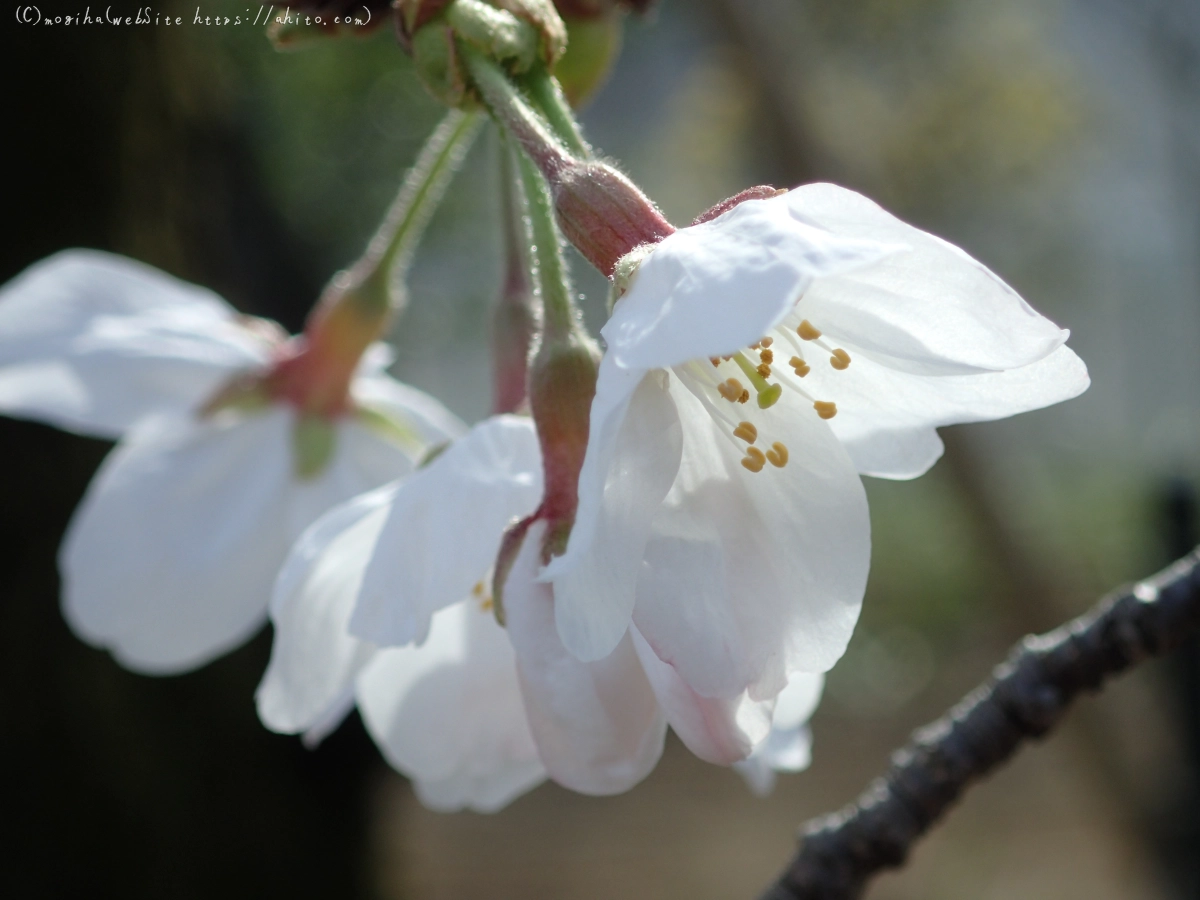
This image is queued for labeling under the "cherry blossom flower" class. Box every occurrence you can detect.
[256,415,548,811]
[542,183,1090,707]
[259,414,827,807]
[0,250,462,673]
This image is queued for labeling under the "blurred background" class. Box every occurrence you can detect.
[2,0,1199,897]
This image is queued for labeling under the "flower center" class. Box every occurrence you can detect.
[695,318,853,474]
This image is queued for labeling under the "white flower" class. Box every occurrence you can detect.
[259,414,826,808]
[542,183,1090,705]
[256,415,548,812]
[0,250,463,673]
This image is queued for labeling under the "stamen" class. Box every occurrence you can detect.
[830,348,851,370]
[756,363,772,378]
[798,319,822,341]
[759,348,774,364]
[789,355,811,377]
[471,581,485,597]
[741,446,766,472]
[813,401,838,419]
[739,389,750,404]
[759,337,774,348]
[765,441,789,468]
[710,357,721,367]
[732,421,758,443]
[717,378,746,402]
[732,352,783,409]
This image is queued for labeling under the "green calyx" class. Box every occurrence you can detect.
[293,414,338,480]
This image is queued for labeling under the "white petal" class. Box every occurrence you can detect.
[733,725,814,795]
[0,250,271,438]
[351,371,468,446]
[257,484,398,734]
[505,523,666,795]
[61,407,408,674]
[731,672,823,794]
[631,371,870,699]
[631,627,771,766]
[812,344,1090,479]
[602,195,893,372]
[789,184,1069,374]
[350,415,543,647]
[356,601,545,813]
[773,671,825,731]
[543,363,683,663]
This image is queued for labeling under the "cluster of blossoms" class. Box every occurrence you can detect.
[0,0,1088,811]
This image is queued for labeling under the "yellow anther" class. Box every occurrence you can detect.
[717,378,745,402]
[765,441,789,468]
[480,597,495,612]
[741,446,766,472]
[471,581,485,597]
[789,355,810,377]
[759,348,774,364]
[760,337,774,348]
[739,389,750,404]
[710,357,722,367]
[756,363,772,378]
[798,319,822,341]
[814,401,838,419]
[749,341,761,350]
[830,348,851,370]
[732,421,758,443]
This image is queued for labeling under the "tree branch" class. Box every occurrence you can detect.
[761,547,1200,900]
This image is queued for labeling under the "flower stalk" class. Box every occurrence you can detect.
[491,139,539,415]
[461,43,673,275]
[268,109,483,421]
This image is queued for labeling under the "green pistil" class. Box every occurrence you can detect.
[732,352,783,409]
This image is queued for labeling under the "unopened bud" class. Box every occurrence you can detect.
[554,13,623,106]
[492,0,568,68]
[552,161,675,277]
[396,0,455,49]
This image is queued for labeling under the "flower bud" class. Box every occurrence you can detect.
[554,13,623,106]
[552,161,675,277]
[492,0,568,68]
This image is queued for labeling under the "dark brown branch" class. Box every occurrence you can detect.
[761,547,1200,900]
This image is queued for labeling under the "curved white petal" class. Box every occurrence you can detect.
[61,406,411,674]
[789,184,1069,374]
[603,196,892,372]
[351,371,468,446]
[631,371,870,699]
[631,627,771,766]
[732,672,823,794]
[543,364,683,663]
[357,601,545,813]
[810,344,1090,479]
[349,415,543,647]
[257,484,398,734]
[0,250,272,438]
[505,522,666,795]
